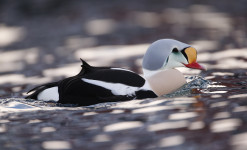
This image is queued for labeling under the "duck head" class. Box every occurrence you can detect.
[142,39,205,77]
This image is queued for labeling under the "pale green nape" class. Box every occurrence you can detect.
[162,50,188,69]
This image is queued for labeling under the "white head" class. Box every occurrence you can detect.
[142,39,205,77]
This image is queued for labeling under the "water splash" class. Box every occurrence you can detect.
[164,76,210,98]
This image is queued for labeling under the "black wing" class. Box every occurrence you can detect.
[83,69,145,87]
[57,68,157,106]
[57,75,130,106]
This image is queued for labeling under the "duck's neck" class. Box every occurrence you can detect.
[142,68,166,78]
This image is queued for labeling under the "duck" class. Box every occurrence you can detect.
[26,39,205,106]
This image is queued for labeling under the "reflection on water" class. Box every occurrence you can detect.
[104,121,143,132]
[210,119,242,133]
[148,120,188,132]
[188,121,205,130]
[231,132,247,150]
[41,127,56,133]
[93,134,111,142]
[159,135,185,148]
[42,141,72,150]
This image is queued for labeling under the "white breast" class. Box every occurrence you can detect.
[37,86,59,101]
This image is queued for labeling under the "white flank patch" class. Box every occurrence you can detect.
[37,87,59,101]
[82,78,151,96]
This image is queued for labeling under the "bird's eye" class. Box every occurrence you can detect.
[172,48,179,53]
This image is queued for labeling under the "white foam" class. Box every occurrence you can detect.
[0,101,40,112]
[37,87,59,101]
[6,101,36,109]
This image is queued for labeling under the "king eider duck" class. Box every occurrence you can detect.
[26,39,205,106]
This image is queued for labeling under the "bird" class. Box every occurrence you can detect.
[26,39,205,106]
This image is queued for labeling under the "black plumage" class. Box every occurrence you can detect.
[26,59,157,106]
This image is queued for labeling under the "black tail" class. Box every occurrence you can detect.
[76,58,93,76]
[80,58,91,68]
[77,58,111,76]
[25,81,59,99]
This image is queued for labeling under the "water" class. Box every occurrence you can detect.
[164,76,210,98]
[1,70,246,110]
[1,69,247,150]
